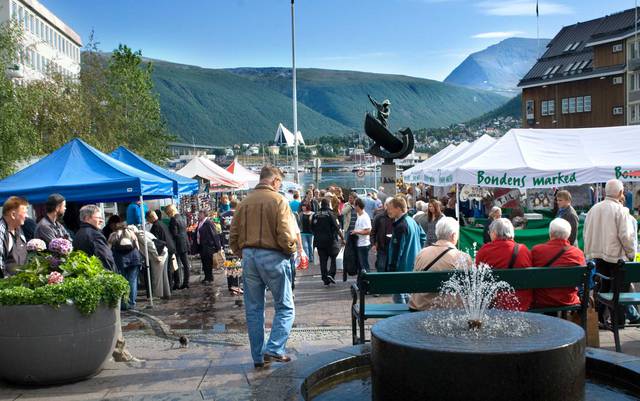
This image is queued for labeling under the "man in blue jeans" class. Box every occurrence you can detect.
[230,166,297,368]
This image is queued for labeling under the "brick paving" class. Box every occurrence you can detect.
[1,256,640,400]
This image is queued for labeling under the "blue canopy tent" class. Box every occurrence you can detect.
[0,138,175,306]
[110,146,198,197]
[0,138,174,203]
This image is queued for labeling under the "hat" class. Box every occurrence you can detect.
[382,99,391,106]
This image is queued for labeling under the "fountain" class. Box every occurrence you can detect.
[256,264,640,401]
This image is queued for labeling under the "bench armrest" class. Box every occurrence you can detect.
[351,282,359,306]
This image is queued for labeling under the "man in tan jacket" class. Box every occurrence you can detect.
[584,178,639,324]
[230,166,297,368]
[408,217,472,311]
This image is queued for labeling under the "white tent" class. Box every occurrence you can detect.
[454,127,640,189]
[176,156,244,190]
[403,143,461,183]
[424,134,497,186]
[275,123,305,147]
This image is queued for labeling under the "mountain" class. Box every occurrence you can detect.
[444,38,550,96]
[467,94,521,126]
[148,61,507,145]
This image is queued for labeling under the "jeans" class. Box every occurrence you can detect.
[121,264,140,309]
[375,249,387,272]
[356,245,371,273]
[317,247,337,284]
[242,248,295,364]
[301,233,314,262]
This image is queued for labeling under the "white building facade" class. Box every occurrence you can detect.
[0,0,81,82]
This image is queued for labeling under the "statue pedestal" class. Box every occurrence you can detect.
[381,162,397,196]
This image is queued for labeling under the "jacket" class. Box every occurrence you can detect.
[150,220,176,254]
[482,217,494,245]
[408,240,472,311]
[197,218,222,254]
[169,215,189,254]
[475,239,533,311]
[0,217,27,277]
[531,238,584,307]
[312,208,342,251]
[229,183,297,255]
[557,205,579,245]
[414,214,442,246]
[341,202,355,237]
[34,216,68,245]
[73,222,116,271]
[584,197,635,263]
[370,211,393,251]
[387,213,426,272]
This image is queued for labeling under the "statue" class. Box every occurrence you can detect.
[364,95,415,196]
[368,94,391,128]
[364,95,414,163]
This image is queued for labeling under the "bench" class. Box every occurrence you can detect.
[596,261,640,352]
[350,263,593,345]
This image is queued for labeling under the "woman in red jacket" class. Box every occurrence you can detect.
[531,218,584,307]
[476,217,533,311]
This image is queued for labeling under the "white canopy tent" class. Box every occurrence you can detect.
[403,142,462,183]
[176,156,244,190]
[454,127,640,189]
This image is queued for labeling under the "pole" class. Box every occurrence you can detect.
[140,196,153,307]
[455,184,460,222]
[291,0,300,184]
[536,0,540,58]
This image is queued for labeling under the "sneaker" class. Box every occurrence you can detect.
[328,276,336,284]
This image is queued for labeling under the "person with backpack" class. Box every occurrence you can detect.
[312,198,345,286]
[108,223,143,310]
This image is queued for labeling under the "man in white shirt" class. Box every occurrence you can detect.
[352,198,372,273]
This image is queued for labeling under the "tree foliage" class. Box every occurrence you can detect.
[0,25,173,178]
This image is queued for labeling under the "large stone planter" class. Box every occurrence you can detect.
[0,304,118,385]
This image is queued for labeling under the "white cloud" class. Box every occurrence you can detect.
[478,0,573,16]
[471,31,525,39]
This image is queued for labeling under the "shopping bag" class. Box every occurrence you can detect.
[212,250,226,269]
[336,247,344,271]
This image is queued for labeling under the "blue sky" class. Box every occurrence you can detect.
[41,0,638,81]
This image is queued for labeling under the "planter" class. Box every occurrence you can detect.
[0,303,118,385]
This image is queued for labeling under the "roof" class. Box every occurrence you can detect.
[0,138,174,203]
[110,146,198,196]
[275,123,305,147]
[176,157,244,189]
[519,7,639,88]
[22,0,82,46]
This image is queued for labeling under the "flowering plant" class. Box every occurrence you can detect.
[48,238,73,256]
[223,259,243,278]
[26,239,47,252]
[0,238,128,315]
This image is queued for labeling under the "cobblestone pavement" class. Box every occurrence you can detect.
[1,256,640,400]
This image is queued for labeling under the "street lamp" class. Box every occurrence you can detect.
[291,0,300,184]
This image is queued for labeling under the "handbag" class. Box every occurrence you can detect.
[212,249,226,269]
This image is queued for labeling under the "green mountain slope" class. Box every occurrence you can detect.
[467,94,521,126]
[227,67,507,132]
[151,62,350,145]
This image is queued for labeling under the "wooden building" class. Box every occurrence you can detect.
[519,8,640,128]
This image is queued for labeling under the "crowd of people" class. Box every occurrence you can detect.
[1,170,639,369]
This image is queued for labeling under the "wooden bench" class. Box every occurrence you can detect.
[596,261,640,352]
[351,263,593,345]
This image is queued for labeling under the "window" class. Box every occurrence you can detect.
[570,62,581,72]
[543,66,553,76]
[551,65,562,74]
[613,76,623,85]
[564,43,574,52]
[17,6,22,26]
[571,42,581,51]
[577,96,584,113]
[632,72,640,91]
[613,43,623,53]
[631,104,640,122]
[548,100,555,115]
[564,62,575,72]
[562,98,569,114]
[11,1,16,19]
[569,97,576,113]
[585,96,592,112]
[613,106,624,115]
[633,42,640,59]
[541,101,548,116]
[29,13,34,33]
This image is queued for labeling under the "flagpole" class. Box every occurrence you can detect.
[536,0,540,58]
[291,0,300,184]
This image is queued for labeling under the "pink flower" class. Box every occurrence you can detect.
[49,238,73,256]
[48,271,64,285]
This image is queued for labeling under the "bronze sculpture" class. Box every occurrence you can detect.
[364,94,414,163]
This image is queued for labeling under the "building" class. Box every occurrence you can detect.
[1,0,82,82]
[518,7,640,128]
[274,123,305,147]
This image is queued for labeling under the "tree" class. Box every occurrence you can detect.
[0,22,37,177]
[105,44,173,163]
